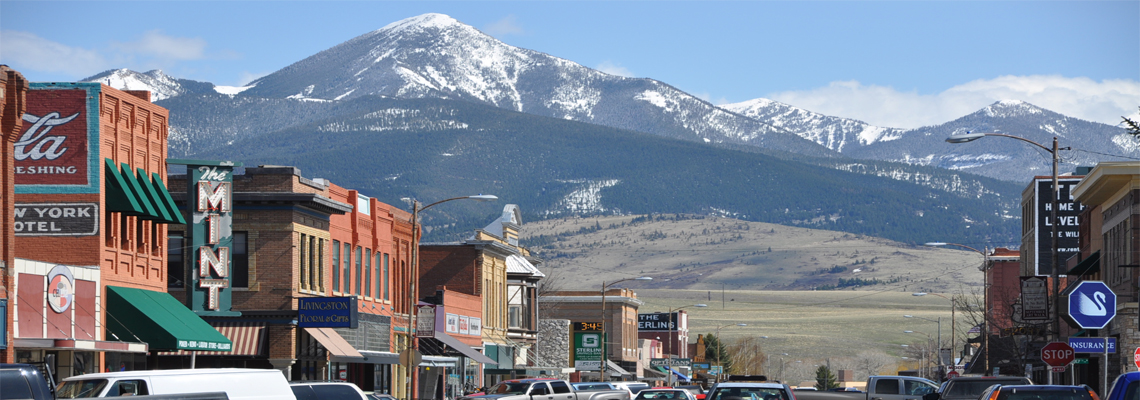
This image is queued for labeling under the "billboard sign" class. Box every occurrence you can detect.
[1020,276,1049,321]
[1033,178,1084,276]
[574,332,603,368]
[639,312,680,331]
[16,85,99,192]
[298,297,359,328]
[173,159,241,313]
[15,203,99,236]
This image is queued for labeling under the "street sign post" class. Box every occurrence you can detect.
[1042,342,1075,368]
[1066,281,1117,329]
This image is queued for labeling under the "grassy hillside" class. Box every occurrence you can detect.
[523,214,985,292]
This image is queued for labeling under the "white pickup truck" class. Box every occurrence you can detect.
[460,378,630,400]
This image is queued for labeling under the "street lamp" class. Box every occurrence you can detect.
[946,132,1068,341]
[664,303,705,385]
[600,276,652,382]
[925,241,989,375]
[713,323,747,380]
[403,194,497,399]
[913,291,958,378]
[904,315,941,381]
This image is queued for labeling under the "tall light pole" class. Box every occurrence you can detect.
[600,276,652,382]
[904,315,941,381]
[402,194,497,399]
[713,323,747,381]
[665,303,706,386]
[925,242,989,374]
[913,292,957,379]
[947,132,1068,341]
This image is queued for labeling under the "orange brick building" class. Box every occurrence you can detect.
[1,66,29,364]
[165,166,418,397]
[8,83,222,378]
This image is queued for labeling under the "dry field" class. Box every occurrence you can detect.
[523,215,987,377]
[523,214,985,293]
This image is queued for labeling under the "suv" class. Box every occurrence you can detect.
[290,382,368,400]
[706,383,794,400]
[976,385,1096,400]
[926,376,1034,400]
[0,363,55,400]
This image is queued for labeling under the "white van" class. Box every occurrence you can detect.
[57,368,295,400]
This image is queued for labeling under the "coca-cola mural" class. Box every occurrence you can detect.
[16,86,95,190]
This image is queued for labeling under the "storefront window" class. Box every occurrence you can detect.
[332,240,341,292]
[167,232,184,289]
[232,232,248,288]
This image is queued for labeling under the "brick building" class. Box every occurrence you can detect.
[166,165,426,397]
[1070,162,1140,389]
[1,65,29,364]
[540,288,644,381]
[418,205,544,386]
[8,83,224,379]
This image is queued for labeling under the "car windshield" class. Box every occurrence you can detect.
[57,379,109,398]
[947,381,1028,397]
[488,382,532,395]
[996,389,1093,400]
[709,388,789,400]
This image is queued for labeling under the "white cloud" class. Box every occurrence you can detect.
[596,61,634,77]
[0,31,109,77]
[483,15,524,37]
[768,75,1140,129]
[111,30,206,60]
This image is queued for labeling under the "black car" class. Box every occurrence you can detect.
[925,376,1034,400]
[290,382,368,400]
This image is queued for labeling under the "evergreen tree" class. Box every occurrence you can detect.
[1124,107,1140,140]
[704,333,734,374]
[814,365,837,390]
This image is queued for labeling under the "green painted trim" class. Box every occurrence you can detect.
[151,172,187,225]
[104,159,144,214]
[119,162,158,219]
[105,286,233,351]
[135,167,174,223]
[167,159,244,167]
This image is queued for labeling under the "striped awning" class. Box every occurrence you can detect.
[159,322,267,356]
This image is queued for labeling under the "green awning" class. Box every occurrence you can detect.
[1067,250,1101,277]
[104,159,144,215]
[105,286,233,352]
[103,158,185,224]
[150,171,187,224]
[119,162,159,219]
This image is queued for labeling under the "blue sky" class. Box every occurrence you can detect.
[2,1,1137,128]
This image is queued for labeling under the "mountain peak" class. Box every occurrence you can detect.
[377,13,465,35]
[982,99,1046,118]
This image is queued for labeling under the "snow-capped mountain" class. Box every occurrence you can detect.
[721,98,908,152]
[232,13,832,156]
[844,100,1139,181]
[83,69,218,101]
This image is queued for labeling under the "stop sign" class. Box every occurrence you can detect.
[1042,342,1075,367]
[1133,347,1140,370]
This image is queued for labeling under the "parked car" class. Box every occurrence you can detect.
[56,368,294,400]
[975,385,1097,400]
[706,382,795,400]
[365,393,397,400]
[1105,371,1140,400]
[673,385,706,400]
[575,383,622,392]
[460,378,629,400]
[0,363,55,400]
[865,376,938,400]
[612,382,652,397]
[636,389,697,400]
[925,376,1033,400]
[290,382,367,400]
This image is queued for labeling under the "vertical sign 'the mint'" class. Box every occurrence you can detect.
[171,159,243,314]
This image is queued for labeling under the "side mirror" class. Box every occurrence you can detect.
[923,393,940,400]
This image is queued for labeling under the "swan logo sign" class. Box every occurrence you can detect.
[1066,281,1116,329]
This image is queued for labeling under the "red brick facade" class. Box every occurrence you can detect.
[0,66,29,363]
